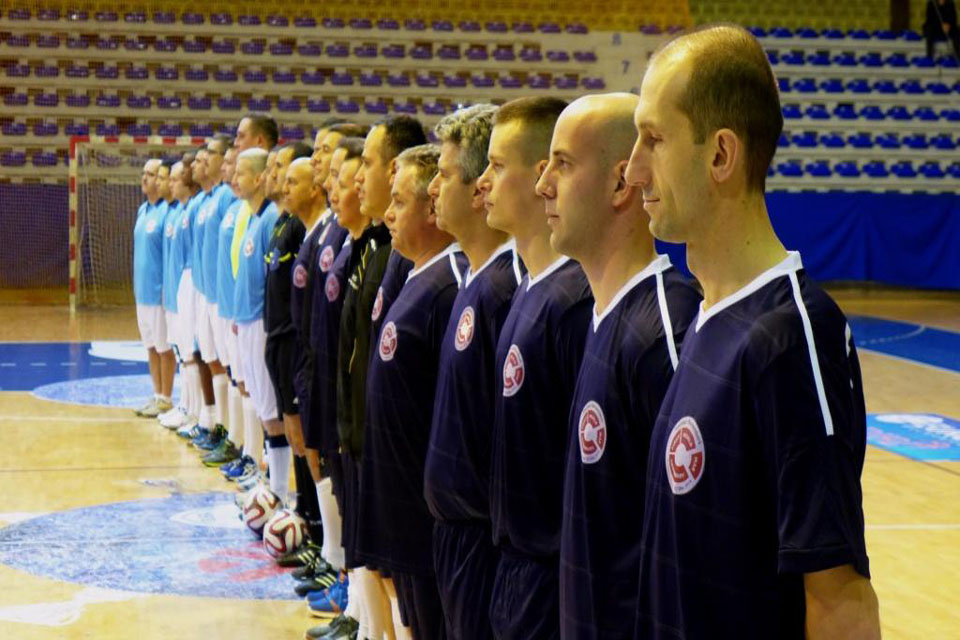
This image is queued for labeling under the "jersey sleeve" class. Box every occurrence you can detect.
[553,298,592,398]
[751,336,870,579]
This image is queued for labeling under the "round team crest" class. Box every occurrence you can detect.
[165,222,174,238]
[145,219,157,233]
[579,401,607,464]
[454,306,475,352]
[378,321,398,361]
[371,288,384,321]
[293,264,308,288]
[665,416,705,495]
[325,274,340,301]
[501,344,525,397]
[319,245,335,272]
[223,211,234,227]
[181,215,189,230]
[243,238,255,258]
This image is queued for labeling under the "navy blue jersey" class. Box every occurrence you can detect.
[369,250,414,351]
[356,245,467,575]
[291,215,328,351]
[490,257,593,557]
[636,252,869,640]
[424,241,524,522]
[264,212,306,338]
[559,257,700,640]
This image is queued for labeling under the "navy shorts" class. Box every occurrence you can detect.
[341,451,361,570]
[264,332,298,416]
[394,571,446,640]
[489,550,560,640]
[433,520,499,640]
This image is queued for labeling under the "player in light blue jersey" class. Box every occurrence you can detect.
[133,158,175,418]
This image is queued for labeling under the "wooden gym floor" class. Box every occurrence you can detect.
[0,289,958,639]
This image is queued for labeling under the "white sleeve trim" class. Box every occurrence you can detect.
[789,271,835,437]
[656,271,679,370]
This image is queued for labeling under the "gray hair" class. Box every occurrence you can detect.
[434,104,498,182]
[395,143,441,200]
[237,148,269,173]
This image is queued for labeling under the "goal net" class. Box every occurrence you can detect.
[69,135,204,309]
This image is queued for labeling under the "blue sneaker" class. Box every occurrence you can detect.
[177,423,203,440]
[308,578,348,618]
[195,425,226,451]
[226,456,258,482]
[220,456,244,476]
[307,575,348,603]
[189,427,212,447]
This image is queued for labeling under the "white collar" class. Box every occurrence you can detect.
[695,251,803,332]
[526,255,570,291]
[406,243,462,283]
[464,239,516,289]
[592,254,672,332]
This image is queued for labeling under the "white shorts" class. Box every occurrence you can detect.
[227,323,243,383]
[196,297,219,364]
[175,269,196,358]
[237,319,278,422]
[165,311,178,347]
[136,304,170,352]
[212,306,231,369]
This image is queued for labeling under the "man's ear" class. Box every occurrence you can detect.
[611,159,635,210]
[710,128,740,185]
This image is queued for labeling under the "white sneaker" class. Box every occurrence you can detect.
[157,405,180,421]
[160,406,189,428]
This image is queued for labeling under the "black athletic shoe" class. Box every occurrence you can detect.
[323,616,359,639]
[278,543,322,568]
[305,614,349,640]
[202,438,240,466]
[294,570,339,597]
[292,554,334,580]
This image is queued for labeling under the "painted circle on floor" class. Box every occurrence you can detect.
[0,492,297,600]
[32,374,180,409]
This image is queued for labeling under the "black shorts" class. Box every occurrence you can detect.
[394,571,445,640]
[433,520,499,640]
[489,549,560,640]
[341,451,361,570]
[265,332,298,416]
[324,449,344,509]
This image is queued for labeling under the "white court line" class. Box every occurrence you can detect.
[0,415,133,423]
[89,362,107,366]
[0,363,15,367]
[59,362,77,366]
[866,523,960,531]
[29,362,47,367]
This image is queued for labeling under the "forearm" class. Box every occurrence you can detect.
[804,565,881,640]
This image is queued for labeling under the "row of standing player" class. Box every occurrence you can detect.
[131,23,881,640]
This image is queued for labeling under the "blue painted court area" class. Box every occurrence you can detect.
[0,492,297,600]
[867,414,960,461]
[848,315,960,373]
[0,341,148,391]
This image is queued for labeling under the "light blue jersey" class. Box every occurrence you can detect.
[190,190,213,295]
[233,200,279,324]
[160,200,182,312]
[203,183,236,303]
[132,200,166,306]
[217,199,243,320]
[163,192,202,311]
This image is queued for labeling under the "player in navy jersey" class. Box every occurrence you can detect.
[477,97,593,640]
[134,158,176,419]
[422,104,523,640]
[623,25,880,639]
[535,94,701,639]
[357,144,466,640]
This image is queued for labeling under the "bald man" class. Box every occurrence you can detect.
[624,25,878,639]
[536,94,701,639]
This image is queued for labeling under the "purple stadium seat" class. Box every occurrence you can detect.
[302,70,325,85]
[364,100,389,115]
[539,22,561,33]
[1,152,27,168]
[127,123,151,136]
[500,76,523,89]
[32,151,59,167]
[37,35,60,48]
[281,126,305,140]
[472,75,495,88]
[336,100,360,114]
[270,43,294,56]
[213,41,236,54]
[184,40,207,53]
[185,68,208,81]
[34,122,58,136]
[96,66,120,79]
[158,124,182,137]
[405,19,427,31]
[66,94,90,107]
[360,72,382,86]
[378,19,400,30]
[466,46,488,61]
[267,15,289,27]
[444,75,467,88]
[273,70,296,84]
[416,74,439,88]
[243,70,268,83]
[67,10,89,21]
[183,12,203,25]
[211,13,232,26]
[438,45,461,60]
[6,65,30,78]
[154,39,177,52]
[460,21,481,32]
[65,123,89,136]
[326,43,349,57]
[242,41,265,55]
[153,12,175,24]
[2,122,27,136]
[383,44,405,58]
[521,48,542,62]
[307,99,331,113]
[411,45,433,60]
[124,11,145,23]
[567,23,589,34]
[188,96,212,110]
[67,37,89,49]
[573,51,597,63]
[38,8,60,20]
[433,20,454,32]
[355,44,378,58]
[322,18,345,28]
[331,72,354,86]
[125,38,148,51]
[67,65,90,78]
[554,76,577,89]
[127,95,151,109]
[8,35,31,47]
[394,102,417,114]
[95,11,118,22]
[388,73,411,87]
[35,94,59,107]
[190,124,215,137]
[294,16,316,28]
[8,9,30,19]
[423,102,446,115]
[156,67,178,81]
[277,98,301,112]
[96,123,119,136]
[298,44,322,56]
[486,21,508,33]
[158,96,182,110]
[218,96,243,110]
[248,97,271,111]
[547,50,570,62]
[581,77,606,90]
[350,18,373,29]
[640,25,662,35]
[494,48,516,62]
[214,70,238,83]
[528,75,550,89]
[513,22,534,33]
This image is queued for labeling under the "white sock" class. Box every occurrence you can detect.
[242,397,263,463]
[191,367,204,419]
[178,363,192,412]
[227,385,244,446]
[158,394,171,404]
[199,404,215,430]
[357,569,390,640]
[212,373,228,426]
[267,441,291,503]
[316,479,344,570]
[346,570,364,631]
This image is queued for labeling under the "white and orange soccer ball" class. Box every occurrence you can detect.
[242,485,281,537]
[262,508,308,559]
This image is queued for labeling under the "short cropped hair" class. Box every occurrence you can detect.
[329,123,371,138]
[318,117,349,130]
[208,133,233,155]
[281,141,314,162]
[434,104,499,182]
[241,113,279,148]
[493,97,568,164]
[657,24,782,192]
[238,148,269,173]
[160,157,176,172]
[375,116,428,163]
[395,143,440,200]
[338,137,366,161]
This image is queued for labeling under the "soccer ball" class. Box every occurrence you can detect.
[242,485,281,537]
[262,508,308,559]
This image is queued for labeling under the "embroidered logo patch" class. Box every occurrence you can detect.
[325,275,340,301]
[454,306,475,352]
[243,238,255,258]
[319,246,335,272]
[145,219,157,233]
[501,344,525,397]
[371,288,384,321]
[293,264,308,288]
[379,321,398,361]
[665,416,705,495]
[579,401,607,464]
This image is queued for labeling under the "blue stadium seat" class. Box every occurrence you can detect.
[806,160,832,176]
[834,161,860,177]
[885,53,909,67]
[860,105,885,120]
[352,44,375,58]
[940,56,959,68]
[158,96,181,110]
[948,163,960,178]
[901,30,923,41]
[364,100,389,115]
[821,132,845,147]
[547,50,571,62]
[807,52,830,66]
[903,134,928,149]
[873,80,898,94]
[96,123,119,136]
[387,72,410,87]
[914,106,938,120]
[440,44,462,60]
[494,48,516,62]
[359,72,382,86]
[520,47,542,62]
[555,76,578,89]
[791,132,817,147]
[529,76,550,89]
[123,11,144,22]
[423,102,446,115]
[35,94,58,107]
[501,76,523,88]
[748,27,767,37]
[778,133,790,147]
[927,82,951,95]
[1,152,27,167]
[859,53,882,67]
[833,52,856,66]
[847,79,871,93]
[891,161,917,178]
[767,51,780,65]
[394,102,417,114]
[433,20,454,32]
[804,104,829,119]
[445,75,467,88]
[127,95,151,109]
[820,79,844,93]
[941,108,960,121]
[782,104,802,119]
[874,29,896,40]
[777,161,803,176]
[325,43,348,57]
[5,65,30,78]
[241,41,264,55]
[778,77,791,92]
[383,44,406,58]
[191,124,215,137]
[931,134,957,150]
[848,133,874,148]
[411,44,433,60]
[887,106,913,120]
[782,51,805,65]
[919,161,945,178]
[281,125,304,139]
[900,80,924,94]
[822,28,845,39]
[771,27,794,38]
[793,78,817,92]
[911,56,936,68]
[242,71,266,83]
[863,161,889,177]
[270,43,293,56]
[64,123,89,136]
[876,133,900,148]
[331,72,354,86]
[274,71,296,84]
[486,21,508,33]
[126,66,148,80]
[848,29,870,39]
[416,74,440,88]
[539,22,561,33]
[34,122,58,136]
[797,27,818,39]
